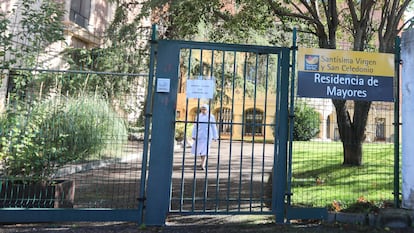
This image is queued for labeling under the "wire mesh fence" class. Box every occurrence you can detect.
[288,98,397,210]
[288,33,398,211]
[0,26,400,219]
[0,68,147,209]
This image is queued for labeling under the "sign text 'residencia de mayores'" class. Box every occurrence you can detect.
[313,73,380,99]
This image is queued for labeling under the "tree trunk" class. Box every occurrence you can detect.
[343,141,363,165]
[332,99,370,166]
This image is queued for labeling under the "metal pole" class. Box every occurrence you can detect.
[137,24,157,224]
[274,47,291,223]
[286,28,297,209]
[393,36,401,208]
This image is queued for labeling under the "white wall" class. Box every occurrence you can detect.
[401,28,414,209]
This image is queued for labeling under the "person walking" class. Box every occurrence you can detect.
[191,104,219,170]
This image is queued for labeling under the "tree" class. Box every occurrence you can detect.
[0,0,65,102]
[265,1,410,165]
[1,0,65,68]
[135,0,412,166]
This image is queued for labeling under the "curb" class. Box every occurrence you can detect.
[326,208,414,228]
[54,153,141,178]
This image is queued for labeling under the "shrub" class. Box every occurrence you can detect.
[44,96,128,161]
[0,95,127,183]
[175,123,193,142]
[293,101,321,141]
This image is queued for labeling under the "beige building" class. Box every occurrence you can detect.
[0,0,116,63]
[1,0,116,112]
[0,0,150,121]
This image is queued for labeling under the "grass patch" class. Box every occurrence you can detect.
[290,141,396,212]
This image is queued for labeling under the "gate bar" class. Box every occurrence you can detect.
[137,24,158,225]
[0,209,140,222]
[273,47,291,223]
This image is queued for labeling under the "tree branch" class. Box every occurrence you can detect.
[267,0,316,23]
[347,0,359,30]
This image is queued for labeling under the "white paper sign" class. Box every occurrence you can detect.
[156,78,170,93]
[186,79,215,99]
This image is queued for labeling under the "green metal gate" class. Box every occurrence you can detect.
[144,38,296,225]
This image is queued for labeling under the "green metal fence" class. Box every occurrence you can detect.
[286,36,401,212]
[287,101,397,209]
[0,68,147,221]
[0,30,401,224]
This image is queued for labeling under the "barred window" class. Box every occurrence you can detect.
[375,118,386,141]
[244,108,263,136]
[215,108,232,135]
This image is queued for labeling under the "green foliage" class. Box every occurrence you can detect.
[0,96,127,183]
[292,101,321,141]
[272,101,321,141]
[0,13,12,63]
[1,102,63,182]
[1,0,66,120]
[60,48,140,98]
[138,0,294,45]
[63,45,147,74]
[95,1,151,75]
[175,123,193,142]
[5,0,65,68]
[175,123,186,141]
[43,96,128,160]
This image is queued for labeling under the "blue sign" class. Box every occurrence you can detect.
[297,48,395,102]
[297,71,394,101]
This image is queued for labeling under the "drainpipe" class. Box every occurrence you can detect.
[401,28,414,209]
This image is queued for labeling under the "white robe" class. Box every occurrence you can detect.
[191,113,218,156]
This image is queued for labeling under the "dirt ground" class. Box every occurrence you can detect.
[1,214,414,233]
[1,219,414,233]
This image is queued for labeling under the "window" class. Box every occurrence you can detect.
[244,108,263,136]
[375,118,386,141]
[215,108,232,135]
[70,0,91,28]
[326,116,331,139]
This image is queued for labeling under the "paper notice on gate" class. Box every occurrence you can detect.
[186,78,215,99]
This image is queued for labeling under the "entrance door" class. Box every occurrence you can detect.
[145,40,291,225]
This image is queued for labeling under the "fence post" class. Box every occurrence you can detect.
[286,28,297,210]
[273,47,291,223]
[137,24,158,225]
[144,40,180,226]
[393,36,401,208]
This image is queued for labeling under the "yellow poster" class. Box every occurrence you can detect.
[298,48,394,77]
